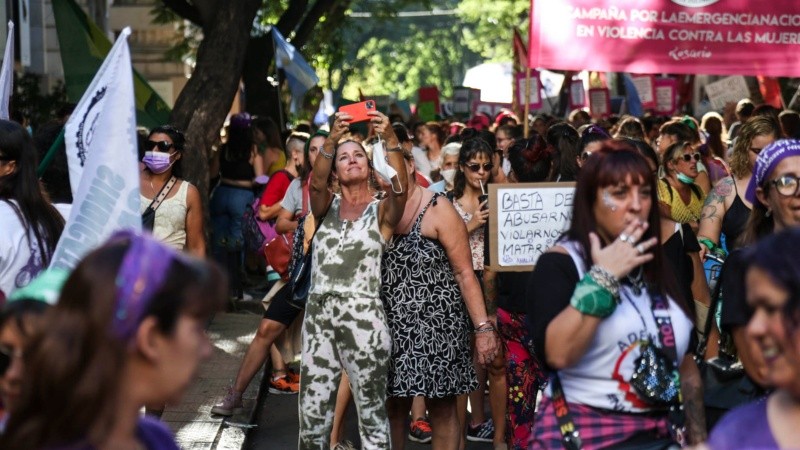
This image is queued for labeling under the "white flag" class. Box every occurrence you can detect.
[51,27,141,271]
[0,21,14,120]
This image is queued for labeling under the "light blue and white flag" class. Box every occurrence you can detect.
[51,27,141,271]
[623,73,644,118]
[272,27,319,112]
[0,21,15,120]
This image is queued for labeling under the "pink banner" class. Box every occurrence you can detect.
[529,0,800,77]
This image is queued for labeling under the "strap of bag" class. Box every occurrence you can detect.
[145,176,178,213]
[651,293,678,364]
[551,372,583,450]
[301,176,310,216]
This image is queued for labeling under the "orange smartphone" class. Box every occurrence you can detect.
[338,100,376,123]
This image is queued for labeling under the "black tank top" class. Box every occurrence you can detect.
[721,194,750,250]
[219,145,255,181]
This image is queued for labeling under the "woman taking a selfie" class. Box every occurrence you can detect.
[527,142,706,448]
[299,110,408,450]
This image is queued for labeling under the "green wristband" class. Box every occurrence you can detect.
[570,274,618,318]
[697,237,716,251]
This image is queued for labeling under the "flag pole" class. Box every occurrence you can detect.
[270,27,285,131]
[37,128,65,177]
[524,66,531,138]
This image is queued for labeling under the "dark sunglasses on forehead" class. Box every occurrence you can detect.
[146,140,174,152]
[465,162,494,172]
[678,152,701,162]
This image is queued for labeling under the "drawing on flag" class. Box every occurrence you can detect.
[50,28,142,271]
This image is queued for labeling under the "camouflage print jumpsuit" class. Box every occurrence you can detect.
[298,195,391,450]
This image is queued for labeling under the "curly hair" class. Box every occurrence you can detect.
[729,116,780,179]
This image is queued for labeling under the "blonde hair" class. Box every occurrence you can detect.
[729,116,779,179]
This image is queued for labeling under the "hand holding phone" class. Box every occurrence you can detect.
[338,100,376,123]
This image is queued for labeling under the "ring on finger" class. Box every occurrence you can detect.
[619,233,631,244]
[636,243,645,255]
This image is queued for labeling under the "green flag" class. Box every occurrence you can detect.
[52,0,171,129]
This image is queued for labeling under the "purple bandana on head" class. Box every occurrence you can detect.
[745,139,800,206]
[112,231,176,342]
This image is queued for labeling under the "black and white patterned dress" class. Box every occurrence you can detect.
[381,194,478,398]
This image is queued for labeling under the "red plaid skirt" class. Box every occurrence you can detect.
[530,394,673,449]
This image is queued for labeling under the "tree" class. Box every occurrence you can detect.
[457,0,529,62]
[160,0,262,205]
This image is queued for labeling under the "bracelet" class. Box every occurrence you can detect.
[386,146,403,153]
[319,147,334,159]
[474,326,496,334]
[697,237,716,251]
[474,320,491,331]
[588,265,620,298]
[570,274,618,318]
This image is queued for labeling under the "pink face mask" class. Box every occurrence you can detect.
[142,151,174,174]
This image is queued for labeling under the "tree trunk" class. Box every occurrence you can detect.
[168,0,262,215]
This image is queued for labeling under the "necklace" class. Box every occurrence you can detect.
[627,266,646,296]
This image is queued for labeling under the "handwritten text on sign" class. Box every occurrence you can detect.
[489,183,575,271]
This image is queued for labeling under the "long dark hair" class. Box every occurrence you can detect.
[546,122,580,182]
[3,235,226,449]
[0,120,64,268]
[223,113,253,162]
[508,133,552,182]
[565,141,686,310]
[747,228,800,328]
[148,124,186,178]
[453,136,494,199]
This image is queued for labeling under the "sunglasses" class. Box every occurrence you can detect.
[580,151,593,161]
[769,175,800,198]
[678,152,701,162]
[465,162,494,172]
[146,140,174,152]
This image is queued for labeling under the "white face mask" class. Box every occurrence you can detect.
[502,158,512,176]
[441,168,456,185]
[372,139,401,193]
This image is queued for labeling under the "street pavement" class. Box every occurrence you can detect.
[246,381,496,450]
[161,306,498,450]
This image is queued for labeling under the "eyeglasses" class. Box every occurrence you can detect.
[0,345,22,376]
[678,152,701,162]
[769,175,800,197]
[146,140,174,152]
[580,151,593,161]
[465,162,494,172]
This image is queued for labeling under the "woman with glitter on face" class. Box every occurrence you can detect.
[527,141,706,448]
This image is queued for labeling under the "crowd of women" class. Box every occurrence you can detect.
[1,95,800,449]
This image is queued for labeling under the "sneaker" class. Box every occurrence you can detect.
[286,368,301,384]
[210,388,244,416]
[409,417,433,444]
[268,376,299,394]
[332,440,357,450]
[466,418,494,443]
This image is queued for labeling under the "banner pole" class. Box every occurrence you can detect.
[524,66,531,138]
[37,128,65,177]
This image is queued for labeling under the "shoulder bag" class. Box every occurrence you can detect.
[141,176,177,231]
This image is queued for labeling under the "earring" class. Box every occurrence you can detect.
[766,209,772,217]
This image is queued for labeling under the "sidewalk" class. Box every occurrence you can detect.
[160,311,264,450]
